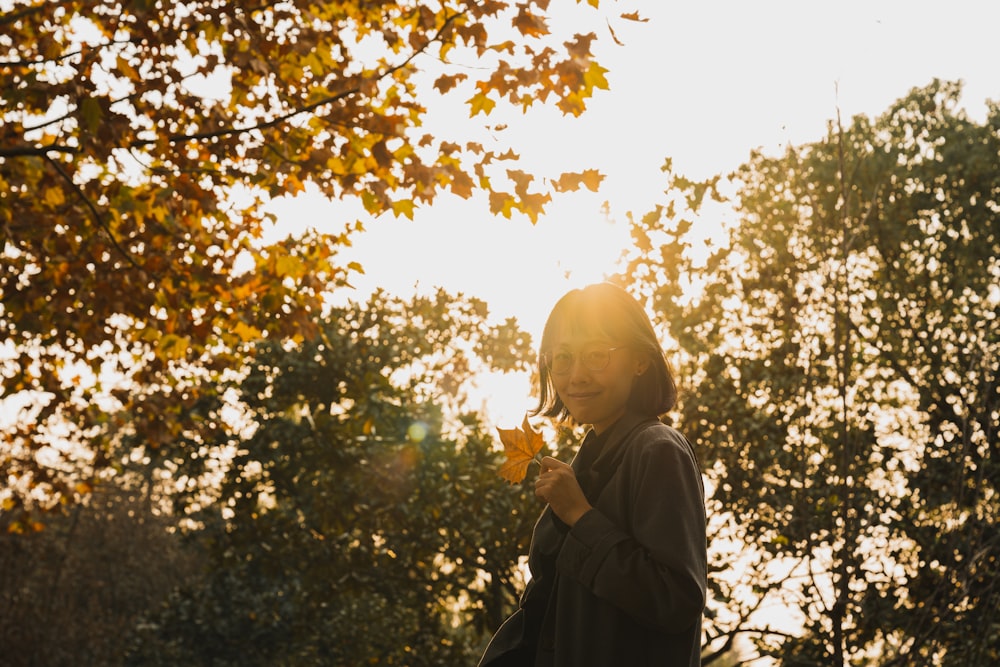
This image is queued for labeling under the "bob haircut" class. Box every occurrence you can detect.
[533,282,677,423]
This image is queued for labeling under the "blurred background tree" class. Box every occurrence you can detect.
[0,486,200,666]
[619,79,999,665]
[2,289,566,665]
[122,289,555,666]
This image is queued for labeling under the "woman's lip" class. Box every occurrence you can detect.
[567,392,600,400]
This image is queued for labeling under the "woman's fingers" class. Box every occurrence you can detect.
[533,458,593,526]
[539,456,569,474]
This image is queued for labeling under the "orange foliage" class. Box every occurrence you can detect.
[0,0,633,518]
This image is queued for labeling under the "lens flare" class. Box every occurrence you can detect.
[407,421,429,443]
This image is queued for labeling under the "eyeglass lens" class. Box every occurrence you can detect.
[546,347,615,373]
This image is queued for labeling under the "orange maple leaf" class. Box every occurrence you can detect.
[553,169,605,193]
[621,11,649,22]
[497,415,547,484]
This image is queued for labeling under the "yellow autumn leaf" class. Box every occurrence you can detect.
[583,62,610,92]
[512,8,548,37]
[621,11,649,22]
[433,73,467,94]
[232,321,259,343]
[284,172,306,196]
[275,253,304,279]
[489,190,517,219]
[391,198,415,220]
[496,415,546,484]
[157,334,191,360]
[44,187,65,207]
[467,90,496,117]
[553,169,605,193]
[116,55,139,79]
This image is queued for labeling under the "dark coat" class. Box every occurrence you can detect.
[480,412,707,667]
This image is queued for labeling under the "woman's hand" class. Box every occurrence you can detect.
[534,456,593,527]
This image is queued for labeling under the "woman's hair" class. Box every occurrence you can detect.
[533,282,677,422]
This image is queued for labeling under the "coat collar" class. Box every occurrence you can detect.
[572,411,659,500]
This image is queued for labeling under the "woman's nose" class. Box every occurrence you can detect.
[566,357,591,381]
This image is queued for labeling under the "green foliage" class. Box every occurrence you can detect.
[621,79,1000,664]
[126,290,544,665]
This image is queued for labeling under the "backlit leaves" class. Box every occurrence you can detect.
[621,11,649,22]
[553,168,605,193]
[468,89,498,117]
[0,0,631,517]
[622,79,1000,664]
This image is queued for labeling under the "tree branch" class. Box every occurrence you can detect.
[8,9,462,165]
[0,5,44,27]
[44,155,145,273]
[126,10,462,149]
[130,87,363,148]
[0,144,78,158]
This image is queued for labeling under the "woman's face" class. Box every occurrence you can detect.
[545,328,649,435]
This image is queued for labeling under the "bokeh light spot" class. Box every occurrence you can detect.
[407,421,428,443]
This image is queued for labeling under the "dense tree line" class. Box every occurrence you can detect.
[2,289,569,666]
[122,290,555,666]
[620,79,999,665]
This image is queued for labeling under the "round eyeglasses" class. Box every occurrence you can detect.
[542,346,625,374]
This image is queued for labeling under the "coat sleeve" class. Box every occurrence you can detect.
[554,429,707,632]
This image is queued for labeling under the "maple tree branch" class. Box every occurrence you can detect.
[129,88,364,149]
[0,42,119,68]
[20,65,214,136]
[261,142,332,173]
[0,144,79,158]
[700,584,773,664]
[44,154,146,274]
[0,5,44,27]
[128,9,462,149]
[10,9,463,159]
[19,113,69,134]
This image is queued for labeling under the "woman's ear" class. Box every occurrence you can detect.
[634,355,651,376]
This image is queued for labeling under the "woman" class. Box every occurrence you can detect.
[479,282,707,666]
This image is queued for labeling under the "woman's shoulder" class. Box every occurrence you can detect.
[630,419,688,445]
[626,419,697,462]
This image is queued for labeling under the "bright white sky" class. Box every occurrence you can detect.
[268,0,1000,426]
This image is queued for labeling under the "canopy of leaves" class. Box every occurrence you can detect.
[621,79,1000,664]
[0,0,618,522]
